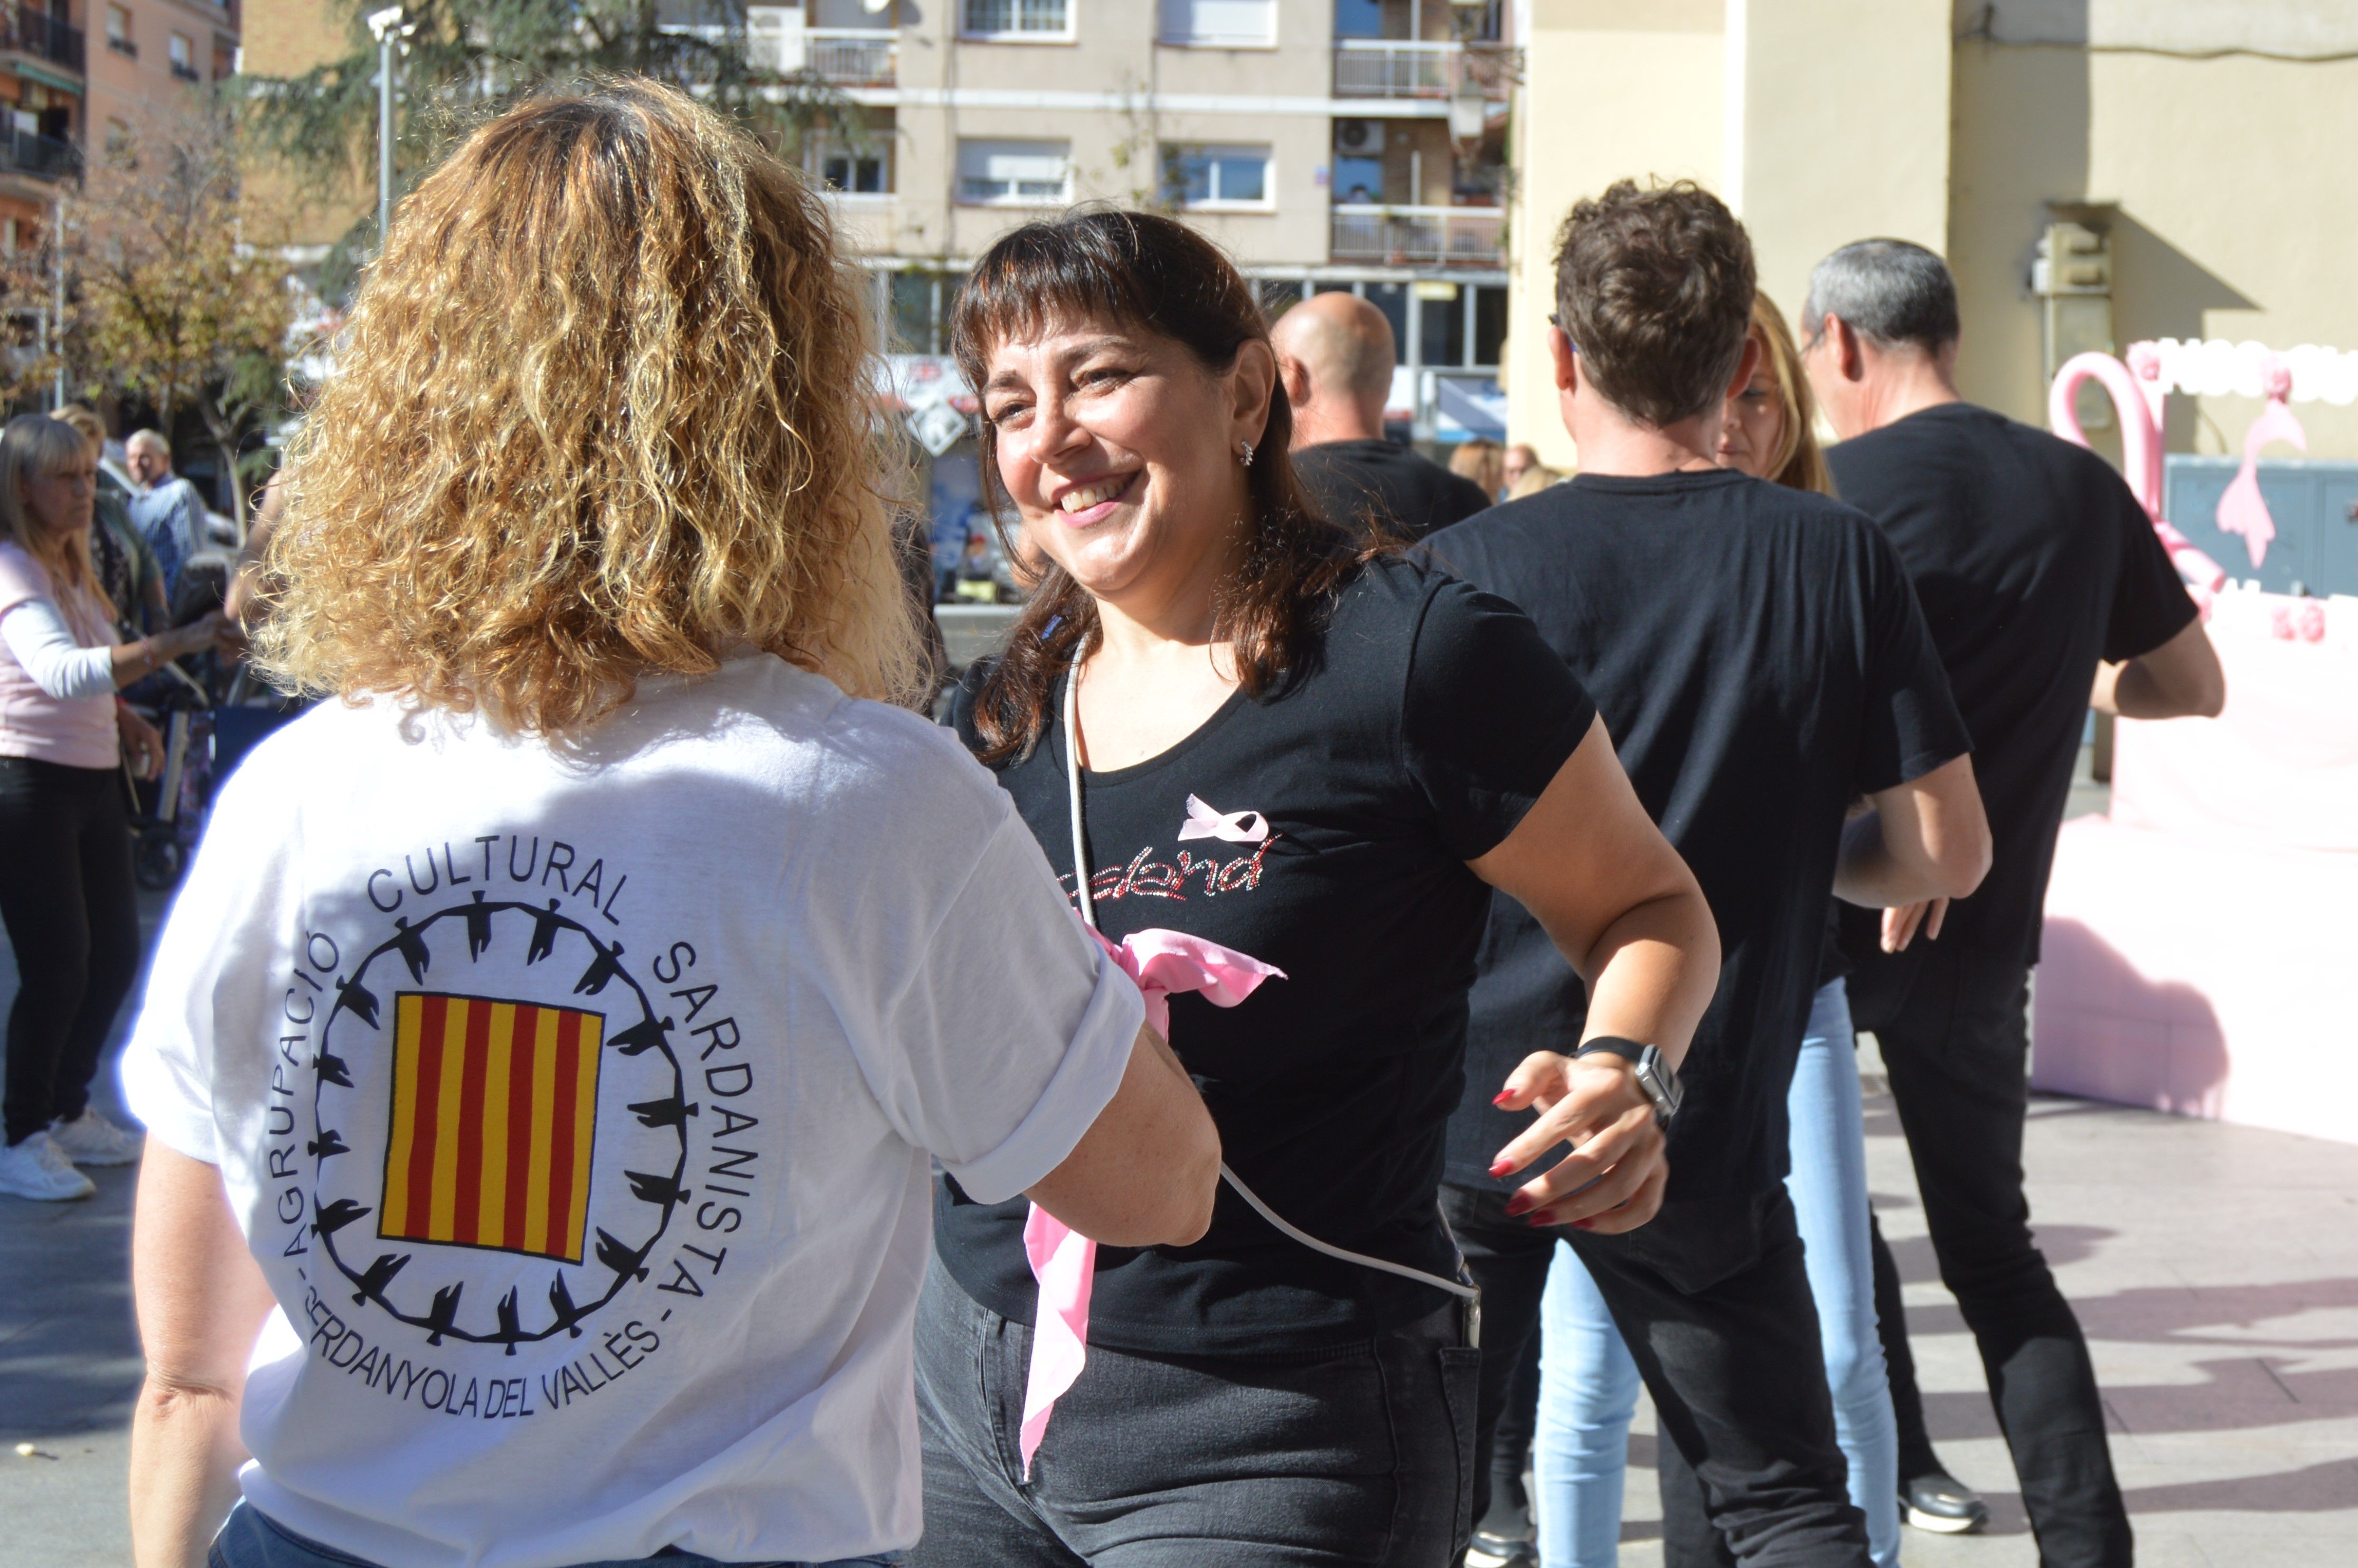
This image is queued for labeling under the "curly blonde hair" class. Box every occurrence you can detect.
[1750,293,1834,497]
[251,79,922,735]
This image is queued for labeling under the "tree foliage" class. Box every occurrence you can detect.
[245,0,861,292]
[73,100,299,524]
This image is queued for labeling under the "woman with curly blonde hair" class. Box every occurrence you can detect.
[122,80,1214,1568]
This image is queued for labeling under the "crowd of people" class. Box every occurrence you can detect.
[0,75,2230,1568]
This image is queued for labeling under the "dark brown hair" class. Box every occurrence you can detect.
[1553,179,1757,428]
[952,209,1365,762]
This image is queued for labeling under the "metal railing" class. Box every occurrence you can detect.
[805,27,895,85]
[1330,204,1504,266]
[0,127,79,179]
[6,3,85,72]
[1332,39,1512,100]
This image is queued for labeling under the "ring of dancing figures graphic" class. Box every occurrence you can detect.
[307,891,689,1353]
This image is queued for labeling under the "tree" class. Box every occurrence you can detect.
[76,100,299,530]
[246,0,862,294]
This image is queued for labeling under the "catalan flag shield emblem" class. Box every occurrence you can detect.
[380,992,604,1264]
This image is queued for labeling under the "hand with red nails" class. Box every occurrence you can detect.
[1486,1047,1669,1234]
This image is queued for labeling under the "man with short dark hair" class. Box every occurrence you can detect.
[1803,236,2222,1567]
[1426,181,1992,1567]
[1273,291,1491,540]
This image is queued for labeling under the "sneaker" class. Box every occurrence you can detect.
[1902,1469,1991,1534]
[51,1107,143,1167]
[0,1133,97,1201]
[1464,1535,1537,1568]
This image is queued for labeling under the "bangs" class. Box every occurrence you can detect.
[951,209,1248,390]
[22,417,91,476]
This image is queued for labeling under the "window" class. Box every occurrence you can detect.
[889,269,964,355]
[961,0,1069,39]
[106,3,134,55]
[169,32,198,80]
[818,143,889,195]
[1333,155,1383,205]
[1162,144,1271,209]
[1158,0,1273,47]
[956,139,1070,205]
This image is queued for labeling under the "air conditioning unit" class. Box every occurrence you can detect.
[1335,119,1385,155]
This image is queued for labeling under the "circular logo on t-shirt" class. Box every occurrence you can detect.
[303,891,687,1350]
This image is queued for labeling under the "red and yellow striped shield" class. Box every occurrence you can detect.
[380,992,605,1263]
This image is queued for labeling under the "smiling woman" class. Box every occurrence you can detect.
[916,210,1723,1568]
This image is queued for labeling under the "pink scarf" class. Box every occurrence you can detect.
[1017,924,1283,1478]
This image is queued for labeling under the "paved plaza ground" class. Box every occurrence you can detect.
[4,764,2354,1565]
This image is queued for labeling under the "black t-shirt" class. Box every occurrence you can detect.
[1293,438,1495,543]
[1421,470,1969,1200]
[938,556,1594,1353]
[1826,403,2197,965]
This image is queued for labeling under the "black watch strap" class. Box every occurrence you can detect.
[1573,1036,1647,1065]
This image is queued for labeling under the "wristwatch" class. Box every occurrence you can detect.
[1573,1037,1683,1126]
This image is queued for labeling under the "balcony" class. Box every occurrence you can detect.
[4,3,85,73]
[806,27,895,86]
[1332,39,1512,101]
[1330,204,1503,267]
[0,126,79,179]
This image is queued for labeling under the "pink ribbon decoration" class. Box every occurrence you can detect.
[1016,925,1284,1479]
[2215,362,2307,570]
[1177,794,1271,844]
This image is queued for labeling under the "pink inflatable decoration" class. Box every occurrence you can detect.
[2212,362,2307,568]
[2046,347,2231,599]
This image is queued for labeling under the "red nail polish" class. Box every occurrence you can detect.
[1571,1218,1595,1231]
[1523,1211,1554,1227]
[1492,1091,1516,1107]
[1488,1158,1516,1178]
[1502,1191,1533,1217]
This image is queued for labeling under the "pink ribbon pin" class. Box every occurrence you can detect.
[1017,924,1283,1479]
[1177,794,1270,844]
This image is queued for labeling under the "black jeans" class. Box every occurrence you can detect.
[0,757,140,1147]
[1438,1184,1553,1535]
[1578,1188,1871,1567]
[912,1263,1478,1566]
[1846,940,2132,1567]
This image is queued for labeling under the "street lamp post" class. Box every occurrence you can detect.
[366,6,406,248]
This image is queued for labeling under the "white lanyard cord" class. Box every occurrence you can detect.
[1060,664,1477,1303]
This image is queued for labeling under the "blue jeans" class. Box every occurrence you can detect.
[1535,979,1899,1567]
[209,1501,907,1568]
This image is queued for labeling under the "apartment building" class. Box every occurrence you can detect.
[86,0,238,148]
[0,0,88,249]
[776,0,1519,444]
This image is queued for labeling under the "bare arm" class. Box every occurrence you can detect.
[2092,616,2225,719]
[1024,1022,1220,1248]
[1467,716,1722,1234]
[1833,753,1992,909]
[130,1141,277,1568]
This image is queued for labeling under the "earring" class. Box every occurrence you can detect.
[1239,440,1255,469]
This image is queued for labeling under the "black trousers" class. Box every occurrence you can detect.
[912,1263,1478,1566]
[1439,1184,1551,1535]
[1846,940,2132,1568]
[1446,1182,1870,1567]
[0,757,140,1147]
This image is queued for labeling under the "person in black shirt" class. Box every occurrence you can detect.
[1802,237,2223,1565]
[916,210,1724,1568]
[1423,181,1991,1568]
[1273,289,1492,542]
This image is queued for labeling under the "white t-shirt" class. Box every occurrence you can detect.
[124,656,1143,1568]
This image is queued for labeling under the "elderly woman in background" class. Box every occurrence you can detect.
[122,82,1216,1568]
[1533,292,1908,1568]
[0,416,219,1205]
[915,209,1720,1566]
[54,405,170,643]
